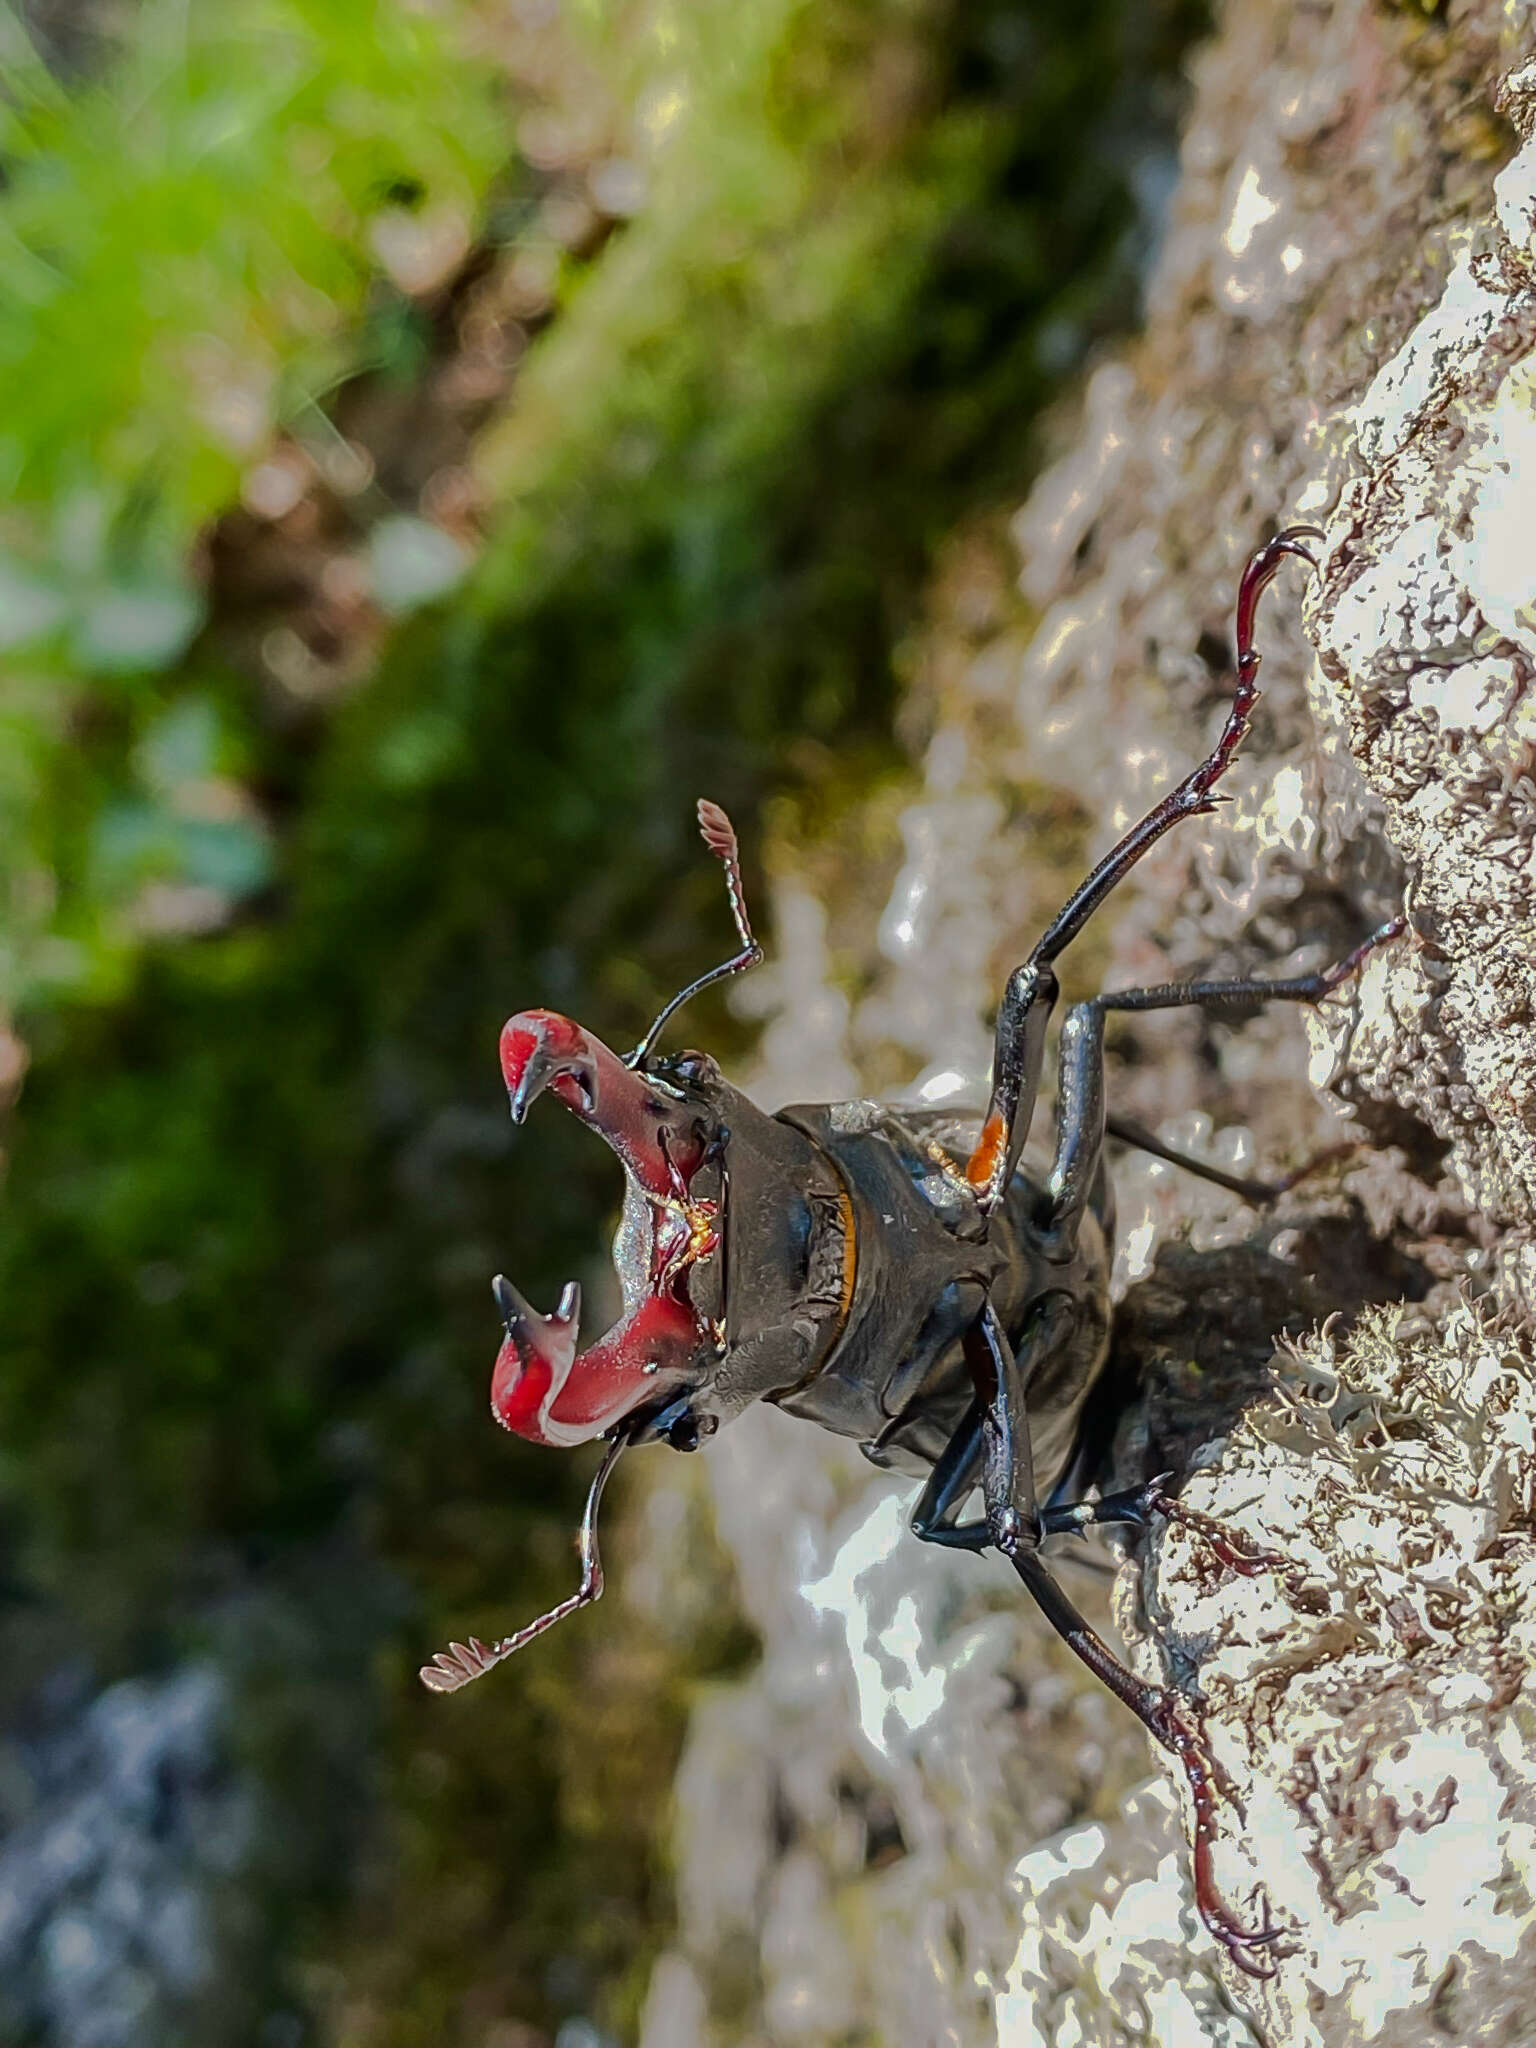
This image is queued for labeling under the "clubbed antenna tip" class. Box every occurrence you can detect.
[625,797,764,1067]
[696,798,756,957]
[696,796,736,860]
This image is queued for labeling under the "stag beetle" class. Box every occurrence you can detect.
[421,529,1403,1975]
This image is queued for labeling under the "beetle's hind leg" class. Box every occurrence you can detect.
[910,1305,1285,1972]
[1104,1111,1357,1204]
[1010,1545,1287,1977]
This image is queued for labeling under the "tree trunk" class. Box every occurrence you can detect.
[635,6,1536,2043]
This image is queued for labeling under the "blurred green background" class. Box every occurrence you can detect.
[0,1,1203,2040]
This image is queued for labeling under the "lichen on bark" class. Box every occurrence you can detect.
[637,4,1536,2041]
[1308,55,1536,1237]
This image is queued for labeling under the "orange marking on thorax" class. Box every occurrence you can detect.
[965,1112,1006,1191]
[836,1185,857,1323]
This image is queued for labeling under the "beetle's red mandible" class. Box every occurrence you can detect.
[489,1011,717,1446]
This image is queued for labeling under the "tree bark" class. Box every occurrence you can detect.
[636,6,1536,2042]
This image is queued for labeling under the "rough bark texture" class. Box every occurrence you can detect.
[1310,49,1536,1243]
[632,4,1536,2043]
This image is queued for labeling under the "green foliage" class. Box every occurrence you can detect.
[0,0,504,1011]
[0,0,501,521]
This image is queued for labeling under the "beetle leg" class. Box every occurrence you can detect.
[1039,999,1109,1251]
[1028,528,1323,967]
[1093,912,1406,1024]
[1041,913,1405,1248]
[1011,1546,1287,1975]
[965,529,1323,1217]
[1038,1475,1292,1577]
[908,1399,988,1548]
[1105,1112,1359,1204]
[966,1298,1065,1553]
[910,1298,1075,1554]
[909,1317,1286,1968]
[960,959,1060,1220]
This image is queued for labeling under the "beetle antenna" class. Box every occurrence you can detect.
[627,798,765,1067]
[418,1429,627,1694]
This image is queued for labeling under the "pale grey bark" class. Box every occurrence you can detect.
[634,6,1536,2042]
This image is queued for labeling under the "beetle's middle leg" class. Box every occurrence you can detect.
[1041,912,1405,1248]
[909,1294,1074,1553]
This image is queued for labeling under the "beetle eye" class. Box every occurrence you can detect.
[672,1050,720,1085]
[664,1407,719,1453]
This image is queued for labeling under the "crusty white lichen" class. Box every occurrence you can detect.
[1116,1300,1536,2047]
[988,1315,1536,2048]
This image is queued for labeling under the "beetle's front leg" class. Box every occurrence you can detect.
[910,1295,1073,1554]
[964,528,1323,1219]
[962,962,1058,1219]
